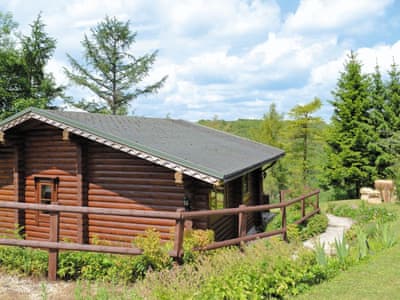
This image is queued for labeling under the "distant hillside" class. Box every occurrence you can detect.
[198,119,262,139]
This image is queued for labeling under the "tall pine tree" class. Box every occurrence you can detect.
[368,64,393,178]
[325,51,376,198]
[65,16,167,115]
[386,60,400,130]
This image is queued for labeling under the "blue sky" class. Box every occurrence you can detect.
[1,0,400,121]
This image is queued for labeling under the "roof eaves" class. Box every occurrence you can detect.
[222,151,285,182]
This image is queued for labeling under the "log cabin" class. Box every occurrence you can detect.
[0,108,284,245]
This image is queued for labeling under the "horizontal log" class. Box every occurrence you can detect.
[88,214,175,226]
[294,208,320,225]
[90,177,174,186]
[88,183,182,193]
[88,201,181,212]
[86,195,181,207]
[89,170,172,178]
[184,189,320,219]
[0,239,143,255]
[196,229,284,251]
[0,189,15,196]
[0,202,182,219]
[89,223,173,234]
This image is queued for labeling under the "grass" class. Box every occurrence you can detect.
[294,201,400,300]
[294,242,400,299]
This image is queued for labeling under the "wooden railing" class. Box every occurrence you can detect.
[0,189,319,280]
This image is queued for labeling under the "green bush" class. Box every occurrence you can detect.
[267,210,328,241]
[0,246,47,276]
[133,228,172,271]
[303,213,329,238]
[133,239,333,299]
[182,229,214,263]
[327,202,396,224]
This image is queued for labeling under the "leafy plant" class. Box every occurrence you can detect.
[314,241,327,266]
[182,229,214,263]
[376,222,397,249]
[287,224,302,243]
[355,227,369,259]
[334,236,349,266]
[133,228,172,270]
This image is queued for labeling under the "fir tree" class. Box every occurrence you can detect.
[325,51,375,198]
[64,16,167,115]
[368,64,393,178]
[386,60,400,131]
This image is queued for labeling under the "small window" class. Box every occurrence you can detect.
[209,188,225,210]
[242,174,250,204]
[40,184,53,205]
[35,177,58,214]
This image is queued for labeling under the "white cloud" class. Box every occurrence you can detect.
[284,0,393,33]
[1,0,399,121]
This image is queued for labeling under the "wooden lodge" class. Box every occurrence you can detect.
[0,108,284,246]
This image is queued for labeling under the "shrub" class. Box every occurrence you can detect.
[267,211,328,241]
[182,229,214,263]
[327,202,396,224]
[133,228,172,271]
[0,246,47,277]
[303,213,329,239]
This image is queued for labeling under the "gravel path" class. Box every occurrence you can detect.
[0,274,74,300]
[303,213,354,254]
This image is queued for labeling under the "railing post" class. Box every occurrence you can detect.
[173,208,185,261]
[316,192,320,210]
[279,190,284,203]
[48,209,60,281]
[281,204,287,242]
[301,196,305,219]
[238,205,247,249]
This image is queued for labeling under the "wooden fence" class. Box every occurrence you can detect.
[0,189,319,280]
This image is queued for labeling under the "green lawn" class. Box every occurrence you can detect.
[295,201,400,300]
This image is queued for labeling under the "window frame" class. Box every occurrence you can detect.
[209,186,225,210]
[34,177,59,216]
[242,174,250,205]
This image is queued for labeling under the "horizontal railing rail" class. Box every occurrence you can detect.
[0,189,320,281]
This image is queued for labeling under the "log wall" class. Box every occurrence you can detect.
[24,125,79,242]
[0,146,17,235]
[86,142,185,244]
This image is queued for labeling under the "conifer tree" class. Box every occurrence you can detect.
[65,16,167,115]
[368,64,392,178]
[386,60,400,130]
[286,98,323,188]
[325,51,375,198]
[252,103,288,197]
[0,13,63,119]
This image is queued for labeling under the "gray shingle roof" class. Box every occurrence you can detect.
[0,108,284,183]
